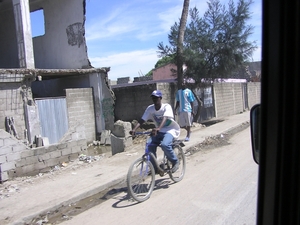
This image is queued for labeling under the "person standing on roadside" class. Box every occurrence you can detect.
[175,82,196,142]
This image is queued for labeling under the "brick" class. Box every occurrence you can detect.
[61,148,72,156]
[4,138,18,146]
[59,156,69,163]
[12,145,26,154]
[1,162,16,171]
[1,171,8,181]
[25,156,39,165]
[21,149,34,158]
[49,150,62,158]
[45,145,58,152]
[38,153,51,161]
[71,146,81,153]
[67,141,78,148]
[34,147,47,155]
[6,152,21,162]
[0,146,13,156]
[44,158,60,168]
[0,155,6,164]
[33,161,47,171]
[57,143,68,150]
[15,158,27,167]
[19,164,35,174]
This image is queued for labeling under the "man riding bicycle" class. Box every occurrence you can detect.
[130,90,180,173]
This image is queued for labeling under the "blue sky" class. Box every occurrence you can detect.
[32,0,262,81]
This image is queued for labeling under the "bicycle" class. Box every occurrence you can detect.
[126,131,186,202]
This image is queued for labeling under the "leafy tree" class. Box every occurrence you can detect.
[158,0,257,84]
[154,55,175,68]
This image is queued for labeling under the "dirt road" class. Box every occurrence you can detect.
[60,127,258,225]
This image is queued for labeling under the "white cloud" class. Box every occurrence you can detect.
[89,49,159,81]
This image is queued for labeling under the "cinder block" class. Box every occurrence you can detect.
[34,147,47,155]
[0,139,3,147]
[12,144,26,153]
[34,161,47,171]
[4,138,18,146]
[57,143,68,150]
[45,145,58,152]
[61,148,72,156]
[0,155,6,164]
[25,156,39,165]
[0,146,13,156]
[1,162,16,171]
[38,153,51,161]
[21,149,34,158]
[44,158,60,168]
[112,120,131,137]
[15,158,27,167]
[71,146,81,153]
[111,134,126,155]
[1,171,8,181]
[59,156,69,164]
[49,150,62,158]
[6,152,21,162]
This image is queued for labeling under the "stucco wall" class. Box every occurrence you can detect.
[31,0,90,69]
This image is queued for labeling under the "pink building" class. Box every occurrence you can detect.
[152,63,177,80]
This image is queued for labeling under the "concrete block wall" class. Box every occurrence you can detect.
[213,83,244,118]
[0,83,26,139]
[0,129,87,181]
[114,83,157,121]
[113,82,177,122]
[66,88,96,143]
[113,81,260,123]
[247,82,261,109]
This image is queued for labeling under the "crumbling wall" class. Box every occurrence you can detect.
[30,0,91,69]
[0,128,87,181]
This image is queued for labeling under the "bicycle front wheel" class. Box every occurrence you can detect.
[169,145,186,182]
[127,157,155,202]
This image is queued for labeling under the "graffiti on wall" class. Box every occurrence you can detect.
[101,98,114,122]
[66,22,84,47]
[204,87,213,108]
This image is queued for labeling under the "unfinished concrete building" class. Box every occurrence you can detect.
[0,0,115,180]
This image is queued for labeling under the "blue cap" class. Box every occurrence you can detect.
[150,90,162,98]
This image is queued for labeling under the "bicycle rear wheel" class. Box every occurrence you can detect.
[127,157,155,202]
[169,145,186,182]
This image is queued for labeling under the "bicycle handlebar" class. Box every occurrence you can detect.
[134,131,151,135]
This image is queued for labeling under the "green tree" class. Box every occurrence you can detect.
[154,55,175,69]
[158,0,257,83]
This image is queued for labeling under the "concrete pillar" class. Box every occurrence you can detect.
[12,0,35,68]
[111,120,132,155]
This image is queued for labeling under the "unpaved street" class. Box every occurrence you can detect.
[60,128,258,225]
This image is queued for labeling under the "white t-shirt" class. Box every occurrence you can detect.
[142,103,180,139]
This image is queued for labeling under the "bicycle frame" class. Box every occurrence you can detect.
[136,131,180,176]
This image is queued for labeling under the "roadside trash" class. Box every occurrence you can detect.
[78,154,101,163]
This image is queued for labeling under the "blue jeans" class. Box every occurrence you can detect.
[148,132,178,167]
